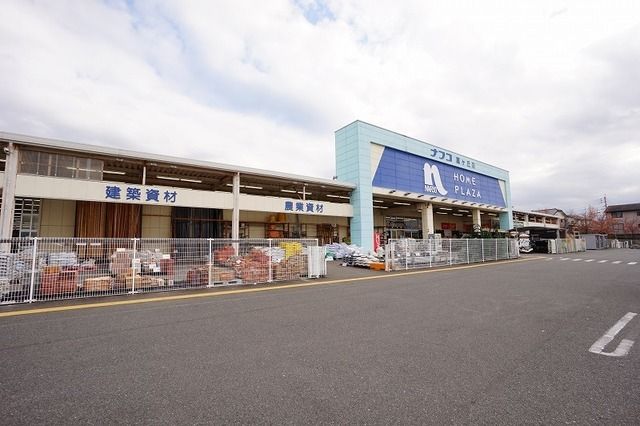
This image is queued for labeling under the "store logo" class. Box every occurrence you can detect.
[423,162,448,196]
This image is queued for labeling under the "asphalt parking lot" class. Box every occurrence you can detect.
[1,250,638,424]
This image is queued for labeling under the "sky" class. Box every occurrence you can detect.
[1,0,639,213]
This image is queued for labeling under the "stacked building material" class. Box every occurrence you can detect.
[280,242,303,258]
[82,276,113,292]
[0,253,19,280]
[48,252,78,267]
[109,250,133,275]
[255,246,285,263]
[186,267,209,286]
[113,273,160,290]
[273,254,308,280]
[214,246,235,264]
[234,249,269,284]
[39,266,78,296]
[159,258,175,279]
[343,252,381,267]
[210,266,236,282]
[324,243,362,260]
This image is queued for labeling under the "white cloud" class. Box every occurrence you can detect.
[0,0,638,211]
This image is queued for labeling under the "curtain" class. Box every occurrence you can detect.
[75,201,141,238]
[75,201,106,238]
[105,203,142,238]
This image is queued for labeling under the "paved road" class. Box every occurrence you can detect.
[1,250,639,424]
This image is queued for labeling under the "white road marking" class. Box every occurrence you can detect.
[589,312,637,357]
[612,261,622,264]
[584,259,595,263]
[545,258,553,261]
[598,260,608,263]
[572,259,582,262]
[560,258,570,261]
[629,262,638,265]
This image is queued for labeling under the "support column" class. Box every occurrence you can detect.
[0,143,18,239]
[472,208,482,232]
[232,172,240,241]
[421,202,434,236]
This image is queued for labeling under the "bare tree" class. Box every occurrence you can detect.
[572,205,612,234]
[623,216,640,235]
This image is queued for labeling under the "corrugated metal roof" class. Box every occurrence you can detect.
[0,131,355,190]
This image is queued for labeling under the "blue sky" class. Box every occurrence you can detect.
[1,0,639,212]
[295,0,336,24]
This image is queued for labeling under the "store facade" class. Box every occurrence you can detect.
[335,121,512,251]
[1,122,512,251]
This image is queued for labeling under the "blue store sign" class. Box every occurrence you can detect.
[372,147,506,207]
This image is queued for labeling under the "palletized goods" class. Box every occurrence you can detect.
[279,242,302,258]
[236,261,269,283]
[109,250,132,275]
[214,246,235,265]
[39,270,77,296]
[159,258,174,278]
[187,267,209,286]
[83,276,113,292]
[210,266,236,282]
[47,252,78,267]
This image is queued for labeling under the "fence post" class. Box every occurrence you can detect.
[495,239,498,261]
[28,237,39,303]
[208,239,213,287]
[429,239,432,268]
[404,239,408,270]
[481,239,485,262]
[130,238,137,294]
[384,243,390,271]
[268,239,273,282]
[506,238,509,259]
[449,239,452,266]
[466,239,469,264]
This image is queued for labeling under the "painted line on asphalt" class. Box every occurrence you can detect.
[598,260,608,263]
[572,259,582,262]
[612,261,622,264]
[629,262,638,265]
[0,257,546,318]
[560,258,570,261]
[589,312,637,357]
[584,259,594,263]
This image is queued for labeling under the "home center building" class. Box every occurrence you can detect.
[335,121,512,251]
[0,121,512,250]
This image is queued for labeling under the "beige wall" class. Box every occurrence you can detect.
[15,175,352,217]
[40,200,172,238]
[141,205,172,238]
[39,199,76,237]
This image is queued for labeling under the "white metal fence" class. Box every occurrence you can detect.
[385,238,519,271]
[609,239,632,249]
[548,238,586,254]
[0,238,325,304]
